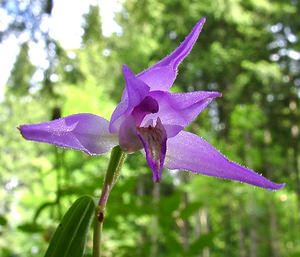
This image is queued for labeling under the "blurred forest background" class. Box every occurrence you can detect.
[0,0,300,256]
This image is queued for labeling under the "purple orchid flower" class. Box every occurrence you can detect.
[19,18,284,190]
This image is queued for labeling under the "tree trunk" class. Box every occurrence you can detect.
[180,173,190,252]
[151,182,160,257]
[269,198,280,257]
[238,210,247,257]
[137,175,146,256]
[199,208,210,257]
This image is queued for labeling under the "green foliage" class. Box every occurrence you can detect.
[44,196,95,257]
[82,5,103,45]
[7,43,35,95]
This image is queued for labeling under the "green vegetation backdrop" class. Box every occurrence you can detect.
[0,0,299,256]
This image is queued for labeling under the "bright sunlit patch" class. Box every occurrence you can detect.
[0,8,11,32]
[49,0,93,49]
[98,0,123,37]
[4,176,19,191]
[287,49,300,60]
[0,0,123,98]
[49,0,123,47]
[279,193,288,202]
[0,35,19,102]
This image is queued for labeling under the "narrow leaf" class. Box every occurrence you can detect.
[18,222,44,233]
[44,195,95,257]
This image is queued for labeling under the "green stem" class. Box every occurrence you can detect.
[93,216,102,257]
[93,145,126,257]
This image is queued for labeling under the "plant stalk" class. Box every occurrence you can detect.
[93,145,126,257]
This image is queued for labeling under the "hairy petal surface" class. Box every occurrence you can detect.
[165,131,284,190]
[137,18,206,91]
[110,65,150,133]
[19,113,118,155]
[137,119,167,182]
[143,90,221,137]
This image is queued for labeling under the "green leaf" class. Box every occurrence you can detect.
[44,195,95,257]
[33,201,57,223]
[180,202,202,219]
[188,233,215,255]
[18,222,44,233]
[0,215,7,226]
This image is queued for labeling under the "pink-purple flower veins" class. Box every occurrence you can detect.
[137,118,167,182]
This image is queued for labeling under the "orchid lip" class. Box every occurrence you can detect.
[137,118,167,182]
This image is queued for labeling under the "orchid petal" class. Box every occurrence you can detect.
[110,65,150,133]
[132,96,159,125]
[19,113,118,155]
[137,18,206,91]
[119,115,143,153]
[142,90,221,137]
[118,95,160,153]
[165,131,284,190]
[137,118,167,182]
